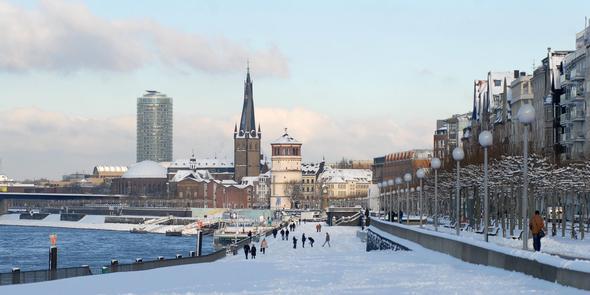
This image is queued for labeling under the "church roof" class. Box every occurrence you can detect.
[170,170,215,183]
[236,66,260,139]
[271,129,301,145]
[122,161,167,179]
[170,158,233,168]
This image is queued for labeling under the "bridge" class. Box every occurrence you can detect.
[0,193,125,214]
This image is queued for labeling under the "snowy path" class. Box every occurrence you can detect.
[2,223,585,294]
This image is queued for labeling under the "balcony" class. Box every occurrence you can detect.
[574,135,585,142]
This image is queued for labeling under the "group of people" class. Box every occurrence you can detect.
[243,238,268,260]
[243,222,333,260]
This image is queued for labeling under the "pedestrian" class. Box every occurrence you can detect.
[292,222,296,232]
[280,228,285,240]
[247,231,252,238]
[286,228,290,240]
[316,223,321,232]
[272,228,278,239]
[243,243,250,259]
[292,236,298,249]
[308,237,315,247]
[529,210,545,252]
[250,243,257,259]
[302,233,307,248]
[322,232,331,247]
[260,238,268,254]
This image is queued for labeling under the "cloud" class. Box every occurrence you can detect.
[0,0,289,76]
[0,107,432,180]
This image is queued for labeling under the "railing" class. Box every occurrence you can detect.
[104,249,226,273]
[0,266,92,286]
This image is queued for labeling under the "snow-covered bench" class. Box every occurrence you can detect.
[511,229,523,240]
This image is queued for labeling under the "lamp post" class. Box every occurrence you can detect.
[431,158,441,231]
[377,182,383,219]
[479,130,493,242]
[395,177,402,223]
[518,104,535,250]
[403,173,412,225]
[387,179,394,222]
[452,147,465,236]
[416,168,425,228]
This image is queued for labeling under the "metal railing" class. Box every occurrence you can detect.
[0,266,92,286]
[104,249,226,273]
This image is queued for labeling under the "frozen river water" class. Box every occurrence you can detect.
[0,225,215,273]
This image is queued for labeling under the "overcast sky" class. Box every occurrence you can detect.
[1,0,590,180]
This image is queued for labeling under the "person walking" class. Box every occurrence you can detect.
[250,244,257,259]
[529,210,545,252]
[292,222,296,232]
[301,233,307,248]
[285,228,290,240]
[322,232,331,247]
[272,228,278,239]
[308,236,315,247]
[243,243,250,259]
[292,236,298,249]
[260,238,268,254]
[280,228,285,240]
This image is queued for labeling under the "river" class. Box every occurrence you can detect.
[0,225,215,273]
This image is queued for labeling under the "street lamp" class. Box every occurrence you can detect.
[452,147,465,236]
[479,130,493,242]
[416,168,425,228]
[377,182,383,217]
[431,157,441,231]
[518,103,535,250]
[403,173,412,225]
[387,179,395,222]
[395,177,402,223]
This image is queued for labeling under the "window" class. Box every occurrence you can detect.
[494,80,502,87]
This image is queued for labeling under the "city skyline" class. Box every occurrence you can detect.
[2,0,590,179]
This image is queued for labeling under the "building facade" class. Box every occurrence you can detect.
[317,167,372,201]
[137,91,173,163]
[234,67,262,182]
[168,154,234,181]
[301,162,325,209]
[270,129,302,210]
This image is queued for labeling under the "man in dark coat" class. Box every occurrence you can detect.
[301,233,307,248]
[292,236,298,249]
[285,228,290,240]
[280,228,285,240]
[243,244,250,259]
[308,237,315,247]
[272,228,278,238]
[250,244,257,259]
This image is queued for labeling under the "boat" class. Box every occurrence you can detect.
[130,228,148,234]
[165,230,183,236]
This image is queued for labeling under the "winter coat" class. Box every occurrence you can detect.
[529,214,545,235]
[261,239,268,249]
[325,233,330,241]
[250,246,257,256]
[302,234,306,242]
[243,244,250,253]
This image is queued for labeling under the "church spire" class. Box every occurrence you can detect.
[239,64,257,138]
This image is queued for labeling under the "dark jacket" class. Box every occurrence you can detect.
[243,244,250,253]
[250,246,257,256]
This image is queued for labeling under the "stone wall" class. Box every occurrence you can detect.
[366,228,410,252]
[370,218,590,291]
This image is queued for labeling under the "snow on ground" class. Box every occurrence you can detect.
[0,214,136,231]
[3,223,585,295]
[422,222,590,260]
[378,220,590,272]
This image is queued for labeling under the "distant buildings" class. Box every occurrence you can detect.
[317,167,372,201]
[301,162,325,209]
[136,90,173,163]
[270,129,302,210]
[372,149,432,185]
[111,160,168,196]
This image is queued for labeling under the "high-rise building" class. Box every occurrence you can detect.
[136,90,173,163]
[234,67,262,181]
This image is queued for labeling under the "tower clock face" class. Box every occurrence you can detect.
[250,130,257,137]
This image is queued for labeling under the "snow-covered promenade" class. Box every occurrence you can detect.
[3,223,585,294]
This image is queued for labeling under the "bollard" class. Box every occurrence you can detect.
[189,251,196,257]
[195,230,203,257]
[176,254,182,259]
[135,258,143,263]
[111,259,118,266]
[49,246,58,270]
[101,266,109,274]
[157,256,164,261]
[11,268,20,284]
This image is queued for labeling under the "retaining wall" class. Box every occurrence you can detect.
[370,218,590,291]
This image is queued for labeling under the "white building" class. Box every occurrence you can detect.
[270,129,302,210]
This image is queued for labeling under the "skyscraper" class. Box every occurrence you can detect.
[137,90,173,163]
[234,66,261,181]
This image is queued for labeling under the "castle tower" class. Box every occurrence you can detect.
[234,66,261,181]
[270,128,302,209]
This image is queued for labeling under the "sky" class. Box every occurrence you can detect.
[1,0,590,180]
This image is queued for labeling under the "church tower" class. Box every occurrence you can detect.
[234,66,261,181]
